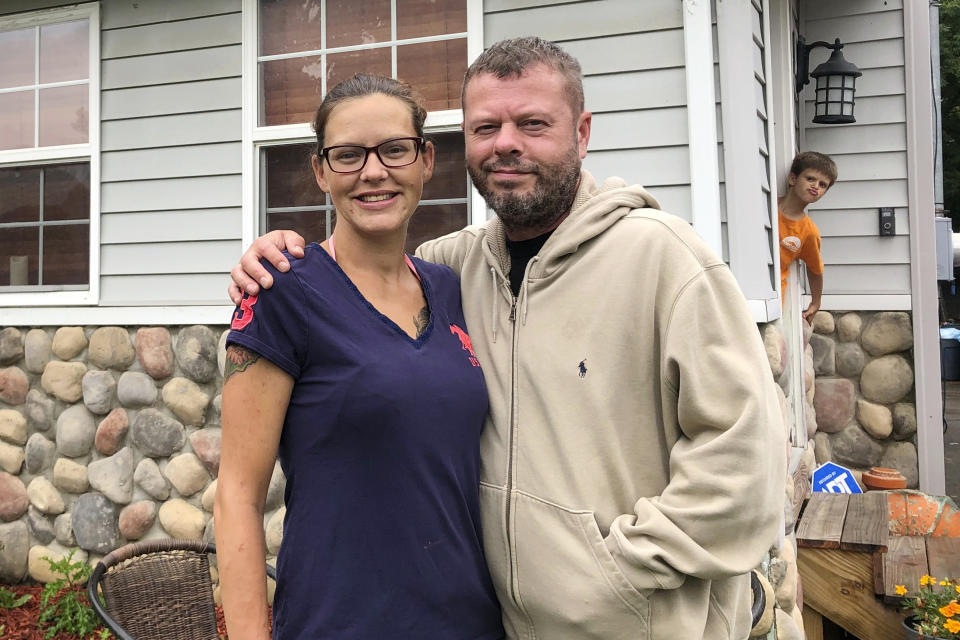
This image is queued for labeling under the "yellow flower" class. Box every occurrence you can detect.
[956,585,960,595]
[944,618,960,634]
[896,585,908,596]
[942,604,956,618]
[922,575,936,587]
[945,581,953,586]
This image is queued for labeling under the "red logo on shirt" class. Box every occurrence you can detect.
[231,294,258,330]
[450,324,480,367]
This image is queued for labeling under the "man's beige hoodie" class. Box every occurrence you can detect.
[418,171,786,639]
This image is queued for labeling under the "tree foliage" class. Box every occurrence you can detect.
[942,1,960,227]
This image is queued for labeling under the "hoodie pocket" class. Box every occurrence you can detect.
[512,492,651,639]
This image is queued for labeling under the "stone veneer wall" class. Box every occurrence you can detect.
[0,325,288,603]
[807,311,918,488]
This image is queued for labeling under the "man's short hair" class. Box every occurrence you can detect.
[461,36,584,118]
[790,151,838,187]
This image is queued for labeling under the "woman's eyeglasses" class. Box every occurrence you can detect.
[320,137,425,174]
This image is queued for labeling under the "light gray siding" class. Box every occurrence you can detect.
[96,0,242,306]
[484,0,693,220]
[800,0,910,297]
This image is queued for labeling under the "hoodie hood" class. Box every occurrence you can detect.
[482,169,661,281]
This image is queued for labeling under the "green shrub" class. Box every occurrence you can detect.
[38,549,108,639]
[0,585,31,609]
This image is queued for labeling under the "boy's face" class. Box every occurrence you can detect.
[788,168,832,205]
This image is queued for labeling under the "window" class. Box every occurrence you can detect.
[246,0,479,250]
[0,3,99,303]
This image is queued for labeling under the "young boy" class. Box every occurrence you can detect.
[778,151,837,321]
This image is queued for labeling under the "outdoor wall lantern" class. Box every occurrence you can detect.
[795,36,862,124]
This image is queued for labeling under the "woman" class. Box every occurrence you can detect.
[215,74,503,640]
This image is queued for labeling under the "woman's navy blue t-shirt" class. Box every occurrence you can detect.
[227,244,503,640]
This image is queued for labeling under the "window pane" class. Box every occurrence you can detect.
[260,56,323,126]
[397,39,466,111]
[42,223,88,285]
[397,0,466,39]
[0,27,35,89]
[39,20,88,83]
[44,163,90,221]
[422,131,465,200]
[0,226,39,286]
[260,0,323,56]
[0,90,35,150]
[326,48,390,94]
[405,203,467,254]
[264,143,325,208]
[326,0,390,48]
[268,210,331,245]
[0,166,40,223]
[39,84,88,146]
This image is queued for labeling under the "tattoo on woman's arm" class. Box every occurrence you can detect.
[224,345,260,382]
[414,305,430,338]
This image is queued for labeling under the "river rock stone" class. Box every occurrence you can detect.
[857,399,893,440]
[204,516,215,545]
[95,408,129,456]
[72,493,118,554]
[762,324,787,380]
[25,388,55,433]
[829,424,883,469]
[0,441,24,474]
[29,544,88,583]
[162,377,209,427]
[24,329,52,373]
[805,404,818,439]
[158,498,205,539]
[164,452,209,497]
[813,378,855,433]
[836,342,867,378]
[201,479,217,512]
[176,326,218,383]
[810,333,836,376]
[134,458,169,500]
[880,442,919,489]
[0,520,29,581]
[88,447,134,504]
[265,462,286,512]
[265,507,285,554]
[56,404,96,457]
[27,476,64,514]
[0,328,22,364]
[52,326,87,360]
[25,433,56,474]
[892,403,918,441]
[136,327,174,379]
[54,457,89,494]
[190,428,221,476]
[860,355,914,404]
[131,408,185,457]
[211,394,222,423]
[88,327,135,370]
[41,361,86,403]
[861,312,913,356]
[775,541,798,611]
[217,329,229,377]
[27,506,55,544]
[836,313,863,342]
[82,370,116,415]
[0,472,28,521]
[118,501,157,540]
[0,410,26,445]
[116,371,157,407]
[812,311,835,335]
[54,513,75,546]
[0,366,28,405]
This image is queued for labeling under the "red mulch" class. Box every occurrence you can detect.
[1,584,234,639]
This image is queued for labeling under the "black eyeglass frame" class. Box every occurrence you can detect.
[319,136,427,174]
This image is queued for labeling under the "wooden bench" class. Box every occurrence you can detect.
[796,492,960,640]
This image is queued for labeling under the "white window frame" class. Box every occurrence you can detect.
[0,2,101,307]
[240,0,485,250]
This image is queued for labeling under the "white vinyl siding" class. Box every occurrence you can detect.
[800,0,910,300]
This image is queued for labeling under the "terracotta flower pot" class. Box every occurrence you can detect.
[902,616,950,639]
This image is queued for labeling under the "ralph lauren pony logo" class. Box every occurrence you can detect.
[449,324,481,367]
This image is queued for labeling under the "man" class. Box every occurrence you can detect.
[230,37,785,639]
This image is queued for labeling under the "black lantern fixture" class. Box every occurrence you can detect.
[795,36,862,124]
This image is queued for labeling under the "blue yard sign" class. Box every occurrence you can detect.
[812,461,863,494]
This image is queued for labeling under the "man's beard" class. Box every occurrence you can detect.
[468,146,581,235]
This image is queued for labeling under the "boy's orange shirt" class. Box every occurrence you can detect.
[779,211,824,294]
